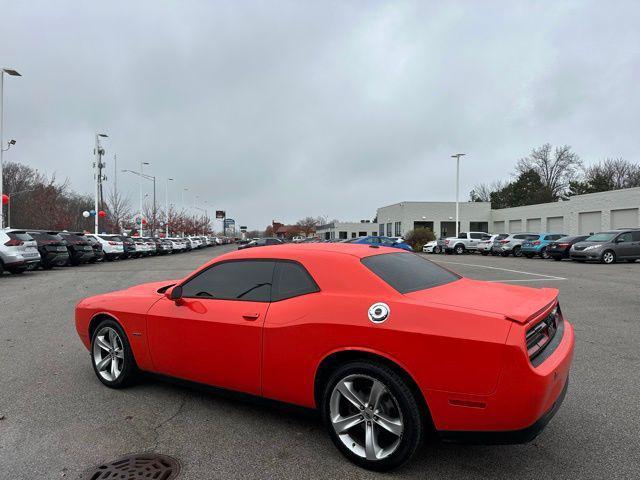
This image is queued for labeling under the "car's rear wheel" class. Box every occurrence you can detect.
[552,256,562,261]
[540,247,550,259]
[322,362,423,471]
[454,244,465,255]
[601,250,616,264]
[90,319,138,388]
[512,246,522,257]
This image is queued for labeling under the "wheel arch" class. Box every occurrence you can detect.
[88,312,124,340]
[313,348,434,431]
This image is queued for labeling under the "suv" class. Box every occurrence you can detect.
[120,236,137,259]
[444,231,491,254]
[85,234,125,261]
[477,233,508,255]
[0,229,41,274]
[521,233,568,259]
[570,229,640,264]
[25,230,70,269]
[59,232,96,265]
[495,233,538,257]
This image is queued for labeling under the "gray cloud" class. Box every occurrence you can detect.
[1,0,639,229]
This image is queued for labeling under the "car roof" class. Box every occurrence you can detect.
[230,242,402,260]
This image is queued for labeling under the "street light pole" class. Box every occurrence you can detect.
[140,161,149,235]
[0,68,21,229]
[94,133,108,234]
[451,153,466,237]
[165,177,173,237]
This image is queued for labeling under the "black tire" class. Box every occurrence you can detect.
[433,246,441,254]
[90,318,138,389]
[8,267,25,274]
[481,252,488,256]
[512,246,522,257]
[454,244,465,255]
[540,247,550,259]
[321,361,424,471]
[524,253,534,259]
[500,252,509,257]
[601,250,616,264]
[552,256,562,261]
[41,263,54,270]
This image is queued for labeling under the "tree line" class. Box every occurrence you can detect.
[470,144,640,209]
[2,160,213,236]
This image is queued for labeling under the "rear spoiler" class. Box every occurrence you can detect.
[504,288,558,324]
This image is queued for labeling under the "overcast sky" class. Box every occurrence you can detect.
[1,1,638,230]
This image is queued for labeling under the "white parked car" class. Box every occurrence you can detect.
[188,236,202,248]
[85,234,125,261]
[422,240,441,254]
[0,229,41,274]
[477,234,508,255]
[168,238,187,252]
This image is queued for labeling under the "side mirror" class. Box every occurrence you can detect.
[615,237,624,243]
[166,285,184,304]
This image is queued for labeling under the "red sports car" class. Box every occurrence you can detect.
[75,243,574,471]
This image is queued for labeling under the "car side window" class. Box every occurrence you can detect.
[617,233,633,242]
[181,260,275,302]
[470,233,483,239]
[271,261,319,301]
[631,231,640,241]
[458,232,467,239]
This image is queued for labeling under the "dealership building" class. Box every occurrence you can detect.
[317,187,640,240]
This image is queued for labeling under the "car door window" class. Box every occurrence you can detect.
[617,232,632,242]
[631,231,640,242]
[181,260,275,301]
[271,261,320,301]
[470,233,483,239]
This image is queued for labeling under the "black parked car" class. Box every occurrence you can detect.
[120,236,136,259]
[59,232,96,266]
[84,234,105,263]
[25,230,70,270]
[547,235,589,261]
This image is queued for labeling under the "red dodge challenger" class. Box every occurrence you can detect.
[75,243,574,470]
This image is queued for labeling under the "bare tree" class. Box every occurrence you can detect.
[296,216,319,236]
[105,187,132,234]
[516,144,582,199]
[469,180,506,202]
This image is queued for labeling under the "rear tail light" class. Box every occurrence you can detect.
[532,240,541,245]
[4,239,23,246]
[558,243,570,247]
[500,239,509,244]
[445,239,450,245]
[108,241,118,245]
[526,305,561,363]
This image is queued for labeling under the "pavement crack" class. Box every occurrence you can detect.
[150,394,187,452]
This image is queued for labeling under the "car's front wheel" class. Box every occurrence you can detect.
[433,246,441,254]
[454,244,465,255]
[601,250,616,264]
[322,362,423,471]
[90,319,138,388]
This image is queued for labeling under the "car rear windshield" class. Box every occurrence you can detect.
[7,232,34,242]
[60,234,86,243]
[362,252,460,293]
[27,232,62,242]
[99,235,122,241]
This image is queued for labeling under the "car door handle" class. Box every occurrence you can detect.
[242,312,260,321]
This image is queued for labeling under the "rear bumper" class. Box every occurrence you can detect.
[521,247,542,254]
[439,377,568,444]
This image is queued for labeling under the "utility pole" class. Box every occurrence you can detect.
[451,153,466,237]
[165,178,173,237]
[0,68,21,229]
[94,133,108,234]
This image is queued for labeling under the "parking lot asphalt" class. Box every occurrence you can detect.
[1,247,639,479]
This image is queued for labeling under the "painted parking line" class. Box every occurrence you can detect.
[430,259,567,282]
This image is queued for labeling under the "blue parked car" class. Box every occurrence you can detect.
[521,233,567,258]
[349,235,414,251]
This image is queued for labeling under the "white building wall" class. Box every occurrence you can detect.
[316,222,379,240]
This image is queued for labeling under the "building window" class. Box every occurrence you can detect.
[339,231,347,239]
[359,231,367,237]
[351,232,357,238]
[379,224,384,236]
[386,223,392,236]
[372,232,377,236]
[470,222,489,233]
[394,222,402,236]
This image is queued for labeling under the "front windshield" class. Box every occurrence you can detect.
[585,232,616,242]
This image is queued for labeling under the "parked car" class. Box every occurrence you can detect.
[0,229,42,274]
[131,237,150,257]
[84,235,106,263]
[422,240,441,254]
[142,237,158,255]
[238,237,284,250]
[85,234,125,261]
[546,235,589,261]
[120,236,137,259]
[477,234,508,255]
[152,237,173,254]
[168,238,186,252]
[76,243,574,471]
[495,233,538,257]
[350,236,413,251]
[59,232,96,266]
[444,232,491,255]
[188,236,203,249]
[24,230,70,270]
[570,229,640,264]
[521,233,568,259]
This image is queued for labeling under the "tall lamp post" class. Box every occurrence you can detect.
[123,162,151,236]
[165,177,174,237]
[0,67,21,229]
[451,153,466,237]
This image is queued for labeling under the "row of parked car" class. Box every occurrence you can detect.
[0,228,231,274]
[422,228,640,264]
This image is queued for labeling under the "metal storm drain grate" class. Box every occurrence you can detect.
[81,453,180,480]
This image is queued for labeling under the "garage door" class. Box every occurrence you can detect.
[547,216,564,232]
[493,221,505,233]
[578,211,602,235]
[509,219,522,233]
[611,208,639,229]
[527,218,541,232]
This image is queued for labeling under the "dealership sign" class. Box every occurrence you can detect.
[215,210,225,219]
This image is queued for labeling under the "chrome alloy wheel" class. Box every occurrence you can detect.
[329,374,403,461]
[603,251,615,264]
[92,326,125,382]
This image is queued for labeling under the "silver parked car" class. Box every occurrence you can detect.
[0,229,41,274]
[494,232,538,257]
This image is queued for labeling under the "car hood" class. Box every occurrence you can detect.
[572,241,605,248]
[405,278,558,324]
